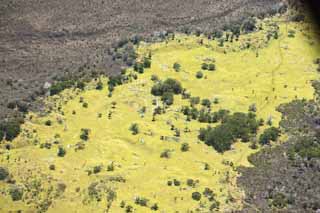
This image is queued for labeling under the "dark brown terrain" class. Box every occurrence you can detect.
[0,0,283,120]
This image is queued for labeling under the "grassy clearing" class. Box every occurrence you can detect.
[0,16,319,212]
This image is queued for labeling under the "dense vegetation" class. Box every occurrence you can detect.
[199,112,260,152]
[239,81,320,212]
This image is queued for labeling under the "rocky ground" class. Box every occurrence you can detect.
[0,0,284,120]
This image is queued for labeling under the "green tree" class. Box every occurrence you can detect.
[130,123,139,135]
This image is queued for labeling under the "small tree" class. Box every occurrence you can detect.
[161,92,174,105]
[130,123,139,135]
[201,99,211,108]
[96,81,103,90]
[208,63,216,71]
[192,192,202,201]
[181,143,190,152]
[248,104,257,112]
[196,71,203,79]
[57,146,66,157]
[0,167,9,180]
[201,63,208,70]
[173,62,181,72]
[9,185,23,201]
[259,127,280,145]
[80,128,90,141]
[143,57,151,68]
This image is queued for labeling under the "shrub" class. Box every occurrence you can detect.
[45,120,52,126]
[96,81,103,90]
[291,137,320,159]
[93,165,102,174]
[259,127,280,145]
[151,78,183,96]
[80,128,90,141]
[0,120,22,141]
[196,71,203,79]
[82,102,88,108]
[181,143,190,152]
[50,80,75,96]
[272,193,287,209]
[161,92,174,105]
[57,146,66,157]
[49,164,55,170]
[9,185,23,201]
[0,167,9,180]
[160,149,171,158]
[199,112,259,152]
[241,17,256,33]
[134,62,144,73]
[248,104,257,112]
[208,63,216,71]
[201,99,211,108]
[186,179,195,187]
[150,203,159,211]
[173,179,181,186]
[135,197,149,207]
[151,75,159,81]
[190,97,200,106]
[173,62,181,72]
[143,57,151,68]
[201,63,208,70]
[191,192,202,201]
[129,123,139,135]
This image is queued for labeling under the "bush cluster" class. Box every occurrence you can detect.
[199,112,260,152]
[151,78,183,105]
[0,120,22,141]
[259,127,280,145]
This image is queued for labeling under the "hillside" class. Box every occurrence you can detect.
[0,0,284,121]
[1,12,320,212]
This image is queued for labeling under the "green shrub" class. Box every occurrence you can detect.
[9,185,23,201]
[150,203,159,211]
[143,57,151,68]
[161,92,174,105]
[0,167,9,180]
[129,123,139,135]
[271,193,287,209]
[181,143,190,152]
[134,63,144,73]
[160,149,171,158]
[80,128,90,141]
[0,120,21,141]
[50,80,75,96]
[191,192,202,201]
[201,63,208,70]
[199,112,259,152]
[151,78,183,96]
[151,75,159,81]
[259,127,280,145]
[45,120,52,126]
[190,97,200,106]
[96,81,103,90]
[186,179,195,187]
[135,196,149,206]
[292,137,320,159]
[201,99,211,108]
[208,63,216,71]
[173,62,181,72]
[196,71,203,79]
[57,146,66,157]
[173,179,181,186]
[93,165,102,174]
[248,104,257,112]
